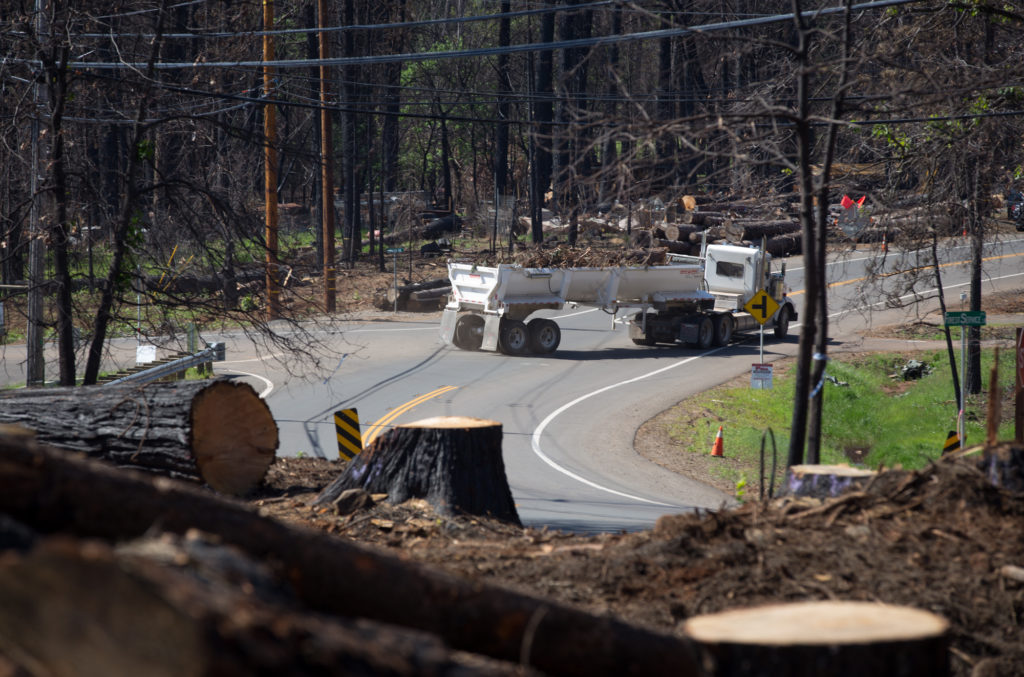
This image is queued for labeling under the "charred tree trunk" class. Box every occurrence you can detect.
[0,379,277,495]
[0,438,702,677]
[684,601,949,677]
[315,416,519,524]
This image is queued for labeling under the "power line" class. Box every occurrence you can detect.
[19,0,925,71]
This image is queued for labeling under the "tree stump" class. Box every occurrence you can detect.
[0,379,277,495]
[683,600,949,677]
[777,464,877,499]
[314,416,520,524]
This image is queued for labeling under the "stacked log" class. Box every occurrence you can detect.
[0,437,703,677]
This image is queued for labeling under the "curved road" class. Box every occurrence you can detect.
[216,235,1024,532]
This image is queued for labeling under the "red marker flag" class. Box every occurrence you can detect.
[841,194,854,209]
[857,195,867,207]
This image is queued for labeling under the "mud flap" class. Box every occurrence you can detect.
[482,315,502,352]
[439,308,457,345]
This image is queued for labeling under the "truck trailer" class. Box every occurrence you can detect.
[439,243,797,355]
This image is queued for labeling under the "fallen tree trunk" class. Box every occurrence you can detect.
[0,532,535,677]
[0,379,277,495]
[0,438,702,677]
[375,278,450,311]
[315,416,520,524]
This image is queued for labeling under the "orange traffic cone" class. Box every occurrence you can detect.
[710,426,724,457]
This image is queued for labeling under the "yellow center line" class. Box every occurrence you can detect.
[787,250,1024,296]
[362,385,458,447]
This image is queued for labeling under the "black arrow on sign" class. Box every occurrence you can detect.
[751,294,770,320]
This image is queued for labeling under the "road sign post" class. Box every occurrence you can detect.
[945,310,987,446]
[744,289,779,365]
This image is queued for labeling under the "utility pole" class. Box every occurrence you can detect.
[263,0,281,321]
[318,0,336,313]
[26,0,46,386]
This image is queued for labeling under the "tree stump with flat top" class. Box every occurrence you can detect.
[314,416,519,524]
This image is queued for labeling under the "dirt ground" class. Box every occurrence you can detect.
[246,287,1024,677]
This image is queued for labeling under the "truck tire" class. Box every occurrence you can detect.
[498,319,530,355]
[773,306,791,339]
[690,317,714,349]
[453,314,484,351]
[527,318,561,354]
[712,315,734,347]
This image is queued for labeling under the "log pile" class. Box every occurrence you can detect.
[0,436,703,677]
[0,379,277,495]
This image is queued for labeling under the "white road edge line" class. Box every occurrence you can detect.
[531,346,728,507]
[219,369,275,399]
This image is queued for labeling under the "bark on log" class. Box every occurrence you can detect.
[654,238,694,255]
[765,233,802,258]
[379,278,450,311]
[776,464,877,499]
[680,211,730,227]
[737,221,801,240]
[314,416,520,524]
[0,379,277,495]
[0,533,536,677]
[0,438,702,677]
[683,600,949,677]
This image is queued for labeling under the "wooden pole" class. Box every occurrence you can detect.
[263,0,281,320]
[318,0,336,313]
[1016,328,1023,443]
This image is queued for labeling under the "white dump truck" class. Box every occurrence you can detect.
[439,242,797,355]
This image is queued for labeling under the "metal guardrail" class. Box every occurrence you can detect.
[102,342,226,386]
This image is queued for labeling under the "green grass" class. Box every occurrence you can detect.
[668,348,1019,492]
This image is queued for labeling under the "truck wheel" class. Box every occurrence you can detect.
[694,317,714,349]
[527,318,561,353]
[773,307,791,339]
[498,319,530,355]
[632,336,657,346]
[712,315,734,347]
[453,314,484,351]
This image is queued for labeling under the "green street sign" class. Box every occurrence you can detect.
[944,311,986,327]
[386,247,404,254]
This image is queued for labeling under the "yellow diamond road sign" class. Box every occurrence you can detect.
[744,289,779,326]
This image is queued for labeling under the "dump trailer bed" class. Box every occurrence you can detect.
[441,261,715,354]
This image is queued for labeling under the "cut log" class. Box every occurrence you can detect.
[777,464,877,499]
[0,438,702,677]
[765,233,802,258]
[379,277,450,311]
[653,238,694,255]
[0,533,536,677]
[683,600,949,677]
[314,416,520,524]
[0,379,277,495]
